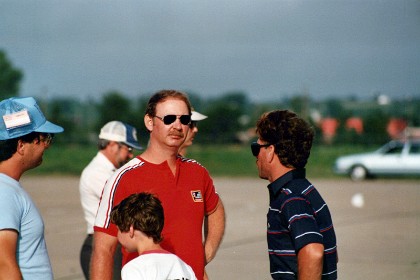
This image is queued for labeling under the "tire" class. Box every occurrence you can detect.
[350,165,368,181]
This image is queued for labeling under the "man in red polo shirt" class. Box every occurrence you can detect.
[91,90,225,280]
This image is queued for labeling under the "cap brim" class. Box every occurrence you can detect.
[34,121,64,134]
[191,111,208,121]
[124,142,143,150]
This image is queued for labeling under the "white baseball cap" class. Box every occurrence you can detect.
[99,121,142,150]
[191,111,207,121]
[0,96,64,140]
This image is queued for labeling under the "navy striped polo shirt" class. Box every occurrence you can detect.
[266,169,338,279]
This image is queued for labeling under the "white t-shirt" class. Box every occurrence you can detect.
[79,152,115,234]
[122,250,197,280]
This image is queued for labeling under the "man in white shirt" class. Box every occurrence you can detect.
[79,121,142,280]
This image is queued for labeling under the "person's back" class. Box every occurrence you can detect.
[110,192,197,280]
[122,250,197,280]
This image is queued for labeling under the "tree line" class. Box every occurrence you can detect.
[1,49,419,147]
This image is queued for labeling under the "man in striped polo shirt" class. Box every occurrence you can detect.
[251,110,338,279]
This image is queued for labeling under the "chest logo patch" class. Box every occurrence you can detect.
[191,190,203,202]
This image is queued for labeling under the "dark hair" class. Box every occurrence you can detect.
[110,192,164,243]
[97,139,110,150]
[256,110,314,169]
[0,132,44,162]
[145,90,191,117]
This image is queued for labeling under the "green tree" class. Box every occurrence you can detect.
[96,91,132,130]
[199,92,250,144]
[362,108,390,145]
[0,50,23,99]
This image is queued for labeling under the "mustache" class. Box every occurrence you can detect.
[169,131,184,138]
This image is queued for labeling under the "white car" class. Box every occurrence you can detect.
[333,140,420,181]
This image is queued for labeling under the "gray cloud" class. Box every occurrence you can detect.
[1,0,419,101]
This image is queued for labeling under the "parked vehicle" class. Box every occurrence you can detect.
[333,140,420,181]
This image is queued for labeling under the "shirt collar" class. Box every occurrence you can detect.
[267,168,306,197]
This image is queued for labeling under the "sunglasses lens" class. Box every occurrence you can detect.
[163,115,177,125]
[251,142,260,157]
[159,115,191,125]
[180,115,191,125]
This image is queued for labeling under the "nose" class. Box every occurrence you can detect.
[173,118,183,129]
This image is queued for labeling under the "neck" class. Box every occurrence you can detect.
[269,165,294,183]
[141,142,178,164]
[0,158,25,181]
[137,241,163,255]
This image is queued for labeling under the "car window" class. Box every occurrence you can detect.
[409,143,420,155]
[385,146,403,155]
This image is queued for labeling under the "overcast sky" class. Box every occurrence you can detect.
[1,0,419,102]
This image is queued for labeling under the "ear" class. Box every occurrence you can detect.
[144,114,154,132]
[16,139,26,155]
[266,145,276,163]
[129,225,135,238]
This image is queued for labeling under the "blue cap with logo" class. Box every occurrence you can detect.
[0,97,64,140]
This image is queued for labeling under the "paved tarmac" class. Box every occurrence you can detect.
[21,176,420,280]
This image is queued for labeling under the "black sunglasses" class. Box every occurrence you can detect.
[251,142,271,157]
[118,143,133,152]
[155,114,191,126]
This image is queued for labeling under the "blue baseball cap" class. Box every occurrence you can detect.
[0,97,64,140]
[99,121,142,150]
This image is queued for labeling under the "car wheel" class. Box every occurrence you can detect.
[350,165,368,181]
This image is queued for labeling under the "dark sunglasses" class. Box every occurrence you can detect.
[155,114,191,125]
[40,133,54,145]
[251,142,271,157]
[118,143,133,152]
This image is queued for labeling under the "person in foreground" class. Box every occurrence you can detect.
[110,192,197,280]
[91,90,225,280]
[0,96,64,279]
[252,109,338,280]
[79,120,142,279]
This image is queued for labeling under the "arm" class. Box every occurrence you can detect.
[90,231,118,280]
[203,199,225,265]
[297,243,324,280]
[0,230,22,280]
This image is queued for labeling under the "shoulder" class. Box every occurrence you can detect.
[280,177,318,200]
[0,178,23,202]
[178,156,208,172]
[113,157,146,177]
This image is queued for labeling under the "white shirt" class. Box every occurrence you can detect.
[79,152,115,234]
[122,250,197,280]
